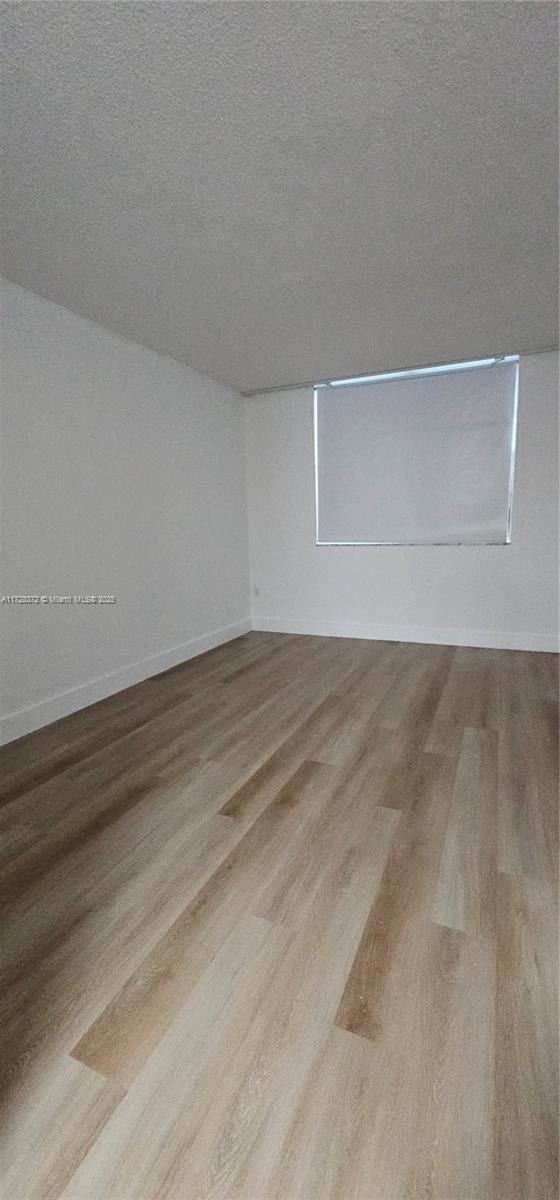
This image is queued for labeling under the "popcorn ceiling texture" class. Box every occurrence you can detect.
[2,1,558,393]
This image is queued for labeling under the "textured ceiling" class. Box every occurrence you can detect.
[2,2,558,394]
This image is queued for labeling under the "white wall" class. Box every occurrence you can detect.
[1,282,250,742]
[245,352,559,653]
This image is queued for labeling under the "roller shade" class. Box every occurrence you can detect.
[314,357,519,545]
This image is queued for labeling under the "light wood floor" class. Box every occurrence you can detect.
[1,632,558,1199]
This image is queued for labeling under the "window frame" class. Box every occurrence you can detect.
[313,355,520,547]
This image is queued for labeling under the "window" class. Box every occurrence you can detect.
[314,356,519,546]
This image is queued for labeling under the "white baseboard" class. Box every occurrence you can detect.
[3,613,557,745]
[0,619,252,745]
[251,616,560,654]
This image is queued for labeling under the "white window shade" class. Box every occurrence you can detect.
[314,357,519,545]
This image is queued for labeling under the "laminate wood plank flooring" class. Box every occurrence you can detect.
[0,632,557,1199]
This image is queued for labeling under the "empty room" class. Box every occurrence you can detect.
[1,3,558,1198]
